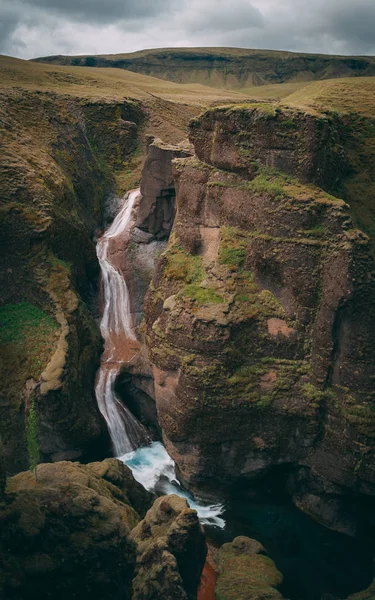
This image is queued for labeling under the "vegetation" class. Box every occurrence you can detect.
[33,47,375,97]
[283,77,375,118]
[245,172,285,198]
[0,55,245,106]
[219,226,250,268]
[26,400,40,479]
[165,245,204,283]
[181,284,224,305]
[0,303,58,381]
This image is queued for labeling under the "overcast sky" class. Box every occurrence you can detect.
[1,0,375,59]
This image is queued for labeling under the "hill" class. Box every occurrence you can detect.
[33,47,375,91]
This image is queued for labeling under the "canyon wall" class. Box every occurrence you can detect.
[141,105,375,536]
[0,89,143,472]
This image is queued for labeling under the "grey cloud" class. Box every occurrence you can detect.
[0,0,173,26]
[0,0,375,60]
[185,0,264,33]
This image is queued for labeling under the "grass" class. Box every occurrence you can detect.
[283,77,375,118]
[245,172,286,198]
[0,303,58,382]
[33,47,375,95]
[181,284,224,305]
[219,226,250,268]
[165,245,204,283]
[0,55,246,106]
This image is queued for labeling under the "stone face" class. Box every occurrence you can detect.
[0,460,206,600]
[131,494,207,600]
[137,136,193,239]
[214,537,284,600]
[141,107,375,535]
[0,90,145,472]
[0,459,148,600]
[189,105,348,191]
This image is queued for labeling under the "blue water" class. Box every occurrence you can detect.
[120,441,225,528]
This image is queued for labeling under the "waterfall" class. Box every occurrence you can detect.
[95,189,149,456]
[94,189,225,528]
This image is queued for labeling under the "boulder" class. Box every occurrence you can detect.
[215,537,284,600]
[0,458,150,599]
[131,494,207,600]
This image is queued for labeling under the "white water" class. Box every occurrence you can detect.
[97,190,138,343]
[121,442,225,528]
[95,190,148,456]
[95,189,225,528]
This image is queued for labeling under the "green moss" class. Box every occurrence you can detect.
[258,290,284,313]
[281,118,298,129]
[165,246,204,283]
[219,226,250,268]
[227,102,277,119]
[181,284,224,305]
[245,173,285,198]
[0,303,58,347]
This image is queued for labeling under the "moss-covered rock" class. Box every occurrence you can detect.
[131,494,207,600]
[0,89,144,472]
[215,537,284,600]
[140,108,375,536]
[0,459,151,600]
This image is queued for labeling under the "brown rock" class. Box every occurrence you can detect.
[137,136,193,238]
[0,459,146,600]
[131,494,207,600]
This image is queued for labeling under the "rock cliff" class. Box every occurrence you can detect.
[0,459,206,600]
[0,89,143,472]
[141,105,375,536]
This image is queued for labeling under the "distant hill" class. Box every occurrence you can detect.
[33,47,375,91]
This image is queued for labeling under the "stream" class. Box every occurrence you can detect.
[95,189,225,527]
[94,190,374,600]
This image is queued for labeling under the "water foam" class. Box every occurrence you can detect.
[120,442,225,528]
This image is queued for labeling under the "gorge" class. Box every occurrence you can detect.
[1,52,375,600]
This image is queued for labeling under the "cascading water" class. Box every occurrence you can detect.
[95,189,225,528]
[95,189,149,456]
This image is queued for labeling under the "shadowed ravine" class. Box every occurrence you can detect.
[95,190,225,527]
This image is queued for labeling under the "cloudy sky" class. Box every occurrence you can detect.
[1,0,375,59]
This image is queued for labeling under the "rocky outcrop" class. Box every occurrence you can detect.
[142,106,375,536]
[0,459,149,599]
[0,460,205,600]
[214,537,284,600]
[189,104,348,191]
[137,136,193,239]
[131,494,207,600]
[0,90,144,472]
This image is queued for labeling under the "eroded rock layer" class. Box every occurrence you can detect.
[0,90,143,471]
[0,460,206,600]
[142,105,375,536]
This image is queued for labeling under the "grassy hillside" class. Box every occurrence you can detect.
[1,54,246,105]
[283,77,375,117]
[33,47,375,91]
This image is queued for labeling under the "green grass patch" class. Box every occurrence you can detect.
[219,226,250,268]
[165,246,204,283]
[0,303,58,346]
[245,173,285,198]
[181,284,224,305]
[0,303,59,386]
[50,256,72,272]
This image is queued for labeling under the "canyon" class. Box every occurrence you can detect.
[1,53,375,600]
